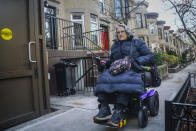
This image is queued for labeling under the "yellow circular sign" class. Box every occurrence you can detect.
[1,28,13,40]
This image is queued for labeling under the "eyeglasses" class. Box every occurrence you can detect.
[117,30,125,34]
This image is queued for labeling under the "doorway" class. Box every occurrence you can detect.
[0,0,49,130]
[100,25,109,51]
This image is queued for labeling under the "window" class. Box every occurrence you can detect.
[90,14,98,44]
[71,13,84,47]
[44,6,57,49]
[136,13,143,28]
[149,23,155,34]
[90,14,97,23]
[165,33,168,42]
[124,0,129,16]
[144,14,147,29]
[99,0,104,13]
[114,0,123,18]
[44,5,56,16]
[158,28,162,39]
[169,36,172,43]
[72,15,82,20]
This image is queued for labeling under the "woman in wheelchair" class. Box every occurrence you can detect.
[93,24,154,127]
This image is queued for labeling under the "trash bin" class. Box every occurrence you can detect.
[53,61,77,96]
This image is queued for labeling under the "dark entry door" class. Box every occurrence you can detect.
[0,0,49,130]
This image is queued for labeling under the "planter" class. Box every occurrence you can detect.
[158,64,168,80]
[168,65,180,73]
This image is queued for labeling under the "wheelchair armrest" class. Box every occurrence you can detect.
[96,57,106,72]
[141,66,152,72]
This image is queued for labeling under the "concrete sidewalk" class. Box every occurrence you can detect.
[7,62,196,131]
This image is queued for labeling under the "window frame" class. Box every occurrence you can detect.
[149,23,155,34]
[99,0,105,13]
[90,14,99,44]
[71,13,85,47]
[158,28,162,39]
[124,0,129,16]
[144,14,147,29]
[165,32,168,42]
[114,0,123,18]
[136,13,143,28]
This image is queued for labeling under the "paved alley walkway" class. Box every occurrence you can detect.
[7,62,196,131]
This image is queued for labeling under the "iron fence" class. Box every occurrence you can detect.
[45,15,82,50]
[82,29,110,51]
[165,73,196,131]
[44,15,110,54]
[61,57,106,93]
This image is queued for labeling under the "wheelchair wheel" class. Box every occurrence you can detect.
[149,91,159,116]
[138,106,148,128]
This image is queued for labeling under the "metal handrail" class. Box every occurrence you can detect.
[45,15,75,23]
[63,32,111,56]
[82,29,104,34]
[173,74,191,103]
[45,15,111,55]
[75,64,97,84]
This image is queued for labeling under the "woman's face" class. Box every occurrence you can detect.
[117,26,127,41]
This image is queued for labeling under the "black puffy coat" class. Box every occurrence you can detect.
[94,38,154,95]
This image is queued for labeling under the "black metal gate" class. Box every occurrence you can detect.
[165,73,196,131]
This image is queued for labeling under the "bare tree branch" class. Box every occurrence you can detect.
[92,0,146,25]
[164,0,196,45]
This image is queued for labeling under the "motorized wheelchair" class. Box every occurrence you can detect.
[126,70,159,128]
[95,57,160,128]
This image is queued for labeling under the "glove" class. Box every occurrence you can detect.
[96,57,106,72]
